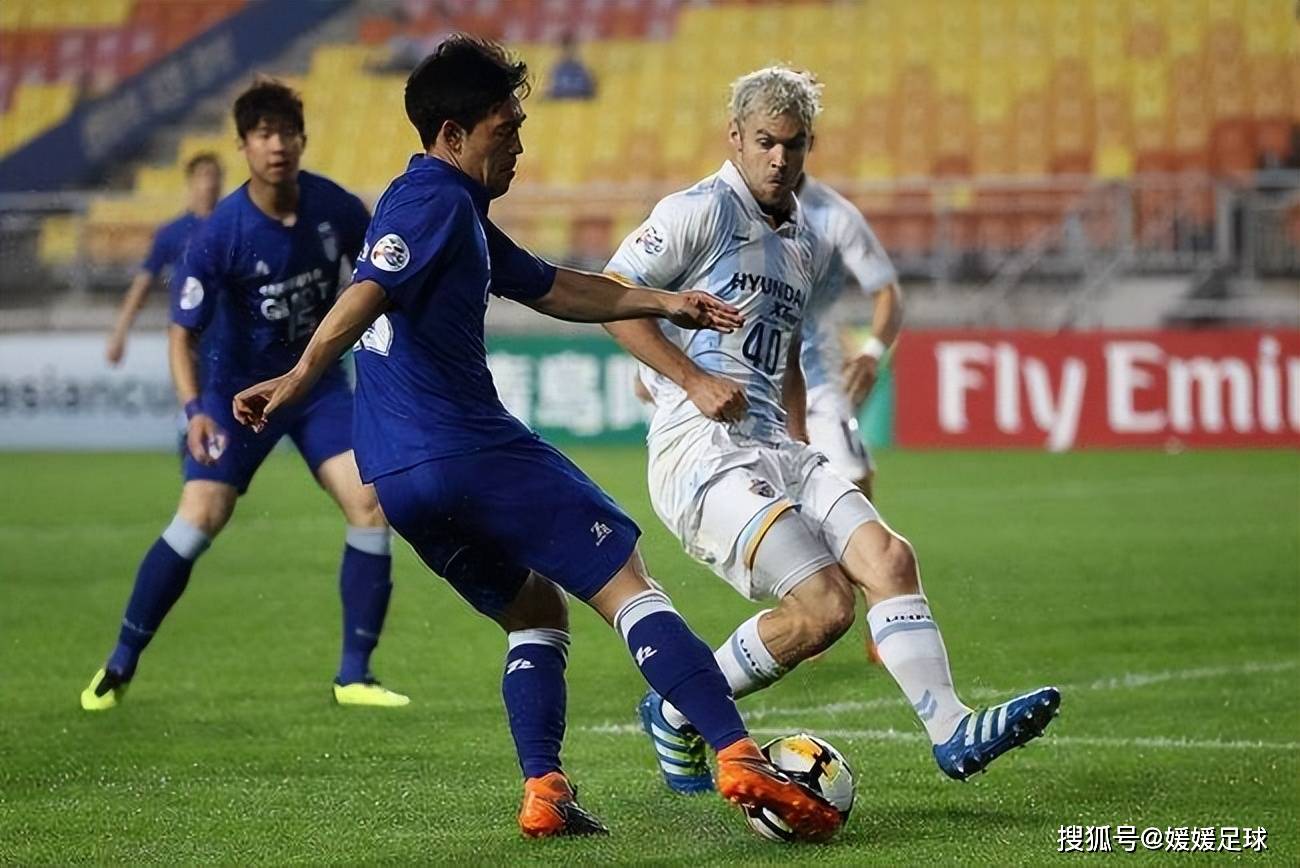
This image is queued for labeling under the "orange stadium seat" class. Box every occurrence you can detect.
[0,0,246,157]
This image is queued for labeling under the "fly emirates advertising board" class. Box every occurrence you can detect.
[894,331,1300,451]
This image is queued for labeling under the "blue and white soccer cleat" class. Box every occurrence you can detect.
[933,686,1062,781]
[637,690,714,794]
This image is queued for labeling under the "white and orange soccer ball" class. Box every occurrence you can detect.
[743,732,855,842]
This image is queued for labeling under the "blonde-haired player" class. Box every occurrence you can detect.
[605,66,1060,795]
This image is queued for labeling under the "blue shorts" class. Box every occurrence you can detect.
[373,437,641,618]
[183,373,353,494]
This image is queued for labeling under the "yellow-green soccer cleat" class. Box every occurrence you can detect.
[332,680,410,708]
[80,668,129,711]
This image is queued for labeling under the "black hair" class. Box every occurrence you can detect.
[233,77,305,139]
[404,34,529,147]
[184,152,221,176]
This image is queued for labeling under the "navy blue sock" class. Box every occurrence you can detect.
[616,591,747,752]
[337,527,393,685]
[502,629,569,780]
[107,517,210,679]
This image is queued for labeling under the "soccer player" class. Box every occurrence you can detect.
[232,37,841,841]
[80,78,408,712]
[797,172,902,499]
[603,66,1061,795]
[105,153,223,366]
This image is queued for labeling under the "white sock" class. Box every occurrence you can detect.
[662,611,785,729]
[867,594,971,743]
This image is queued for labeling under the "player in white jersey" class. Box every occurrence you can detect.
[797,175,902,498]
[605,66,1060,795]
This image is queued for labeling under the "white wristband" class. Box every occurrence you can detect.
[861,336,888,360]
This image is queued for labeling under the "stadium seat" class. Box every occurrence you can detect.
[45,0,1300,267]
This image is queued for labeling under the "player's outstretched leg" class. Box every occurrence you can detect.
[650,510,859,794]
[81,483,234,711]
[594,560,842,841]
[842,519,1062,779]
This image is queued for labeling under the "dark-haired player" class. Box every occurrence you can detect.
[81,78,408,711]
[105,153,223,366]
[233,37,841,840]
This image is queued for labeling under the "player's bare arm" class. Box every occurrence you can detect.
[169,323,223,466]
[783,328,808,443]
[604,317,749,423]
[106,272,155,365]
[527,268,744,331]
[233,280,389,431]
[843,282,902,409]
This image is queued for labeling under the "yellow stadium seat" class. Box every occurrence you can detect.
[1095,143,1135,178]
[0,0,131,30]
[38,214,81,266]
[61,0,1293,237]
[0,82,77,157]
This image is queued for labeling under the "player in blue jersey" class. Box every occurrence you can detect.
[81,79,409,712]
[232,37,842,841]
[105,153,223,366]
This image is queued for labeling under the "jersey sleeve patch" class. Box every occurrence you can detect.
[179,276,204,310]
[369,234,411,272]
[634,224,666,256]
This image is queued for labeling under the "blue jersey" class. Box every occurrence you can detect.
[350,155,557,483]
[143,212,202,283]
[171,171,370,395]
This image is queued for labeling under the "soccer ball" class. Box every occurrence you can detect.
[744,732,855,842]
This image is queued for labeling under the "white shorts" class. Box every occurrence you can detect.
[806,384,874,482]
[647,417,880,601]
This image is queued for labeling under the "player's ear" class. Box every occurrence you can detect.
[727,119,742,150]
[438,119,464,152]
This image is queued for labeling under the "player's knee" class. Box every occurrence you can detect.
[177,483,236,537]
[499,573,569,633]
[345,493,386,529]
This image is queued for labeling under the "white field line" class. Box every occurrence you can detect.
[579,723,1300,753]
[739,659,1300,723]
[579,659,1300,753]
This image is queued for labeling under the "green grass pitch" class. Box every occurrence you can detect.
[1,448,1296,863]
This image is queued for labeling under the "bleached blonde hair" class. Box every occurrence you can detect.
[728,66,822,132]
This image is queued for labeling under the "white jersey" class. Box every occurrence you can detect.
[607,160,834,445]
[797,176,897,391]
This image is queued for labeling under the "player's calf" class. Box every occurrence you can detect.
[604,585,747,753]
[758,570,857,665]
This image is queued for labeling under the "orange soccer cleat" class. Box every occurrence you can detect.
[517,771,609,838]
[715,739,842,842]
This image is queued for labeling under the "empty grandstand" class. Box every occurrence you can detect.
[1,0,1297,330]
